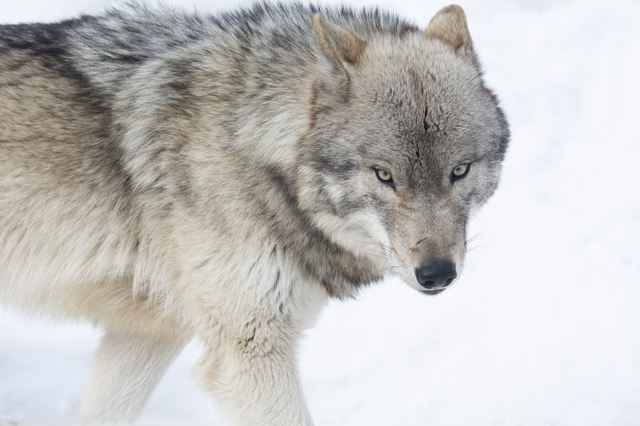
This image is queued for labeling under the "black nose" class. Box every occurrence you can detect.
[415,260,457,290]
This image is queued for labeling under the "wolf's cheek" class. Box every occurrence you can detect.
[464,160,504,208]
[306,209,392,266]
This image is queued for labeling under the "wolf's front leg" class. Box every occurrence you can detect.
[77,328,191,424]
[197,336,313,426]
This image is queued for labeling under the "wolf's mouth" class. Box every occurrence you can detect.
[420,288,447,296]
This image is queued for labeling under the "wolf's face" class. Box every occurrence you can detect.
[297,9,509,294]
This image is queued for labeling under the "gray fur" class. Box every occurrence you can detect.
[0,3,508,425]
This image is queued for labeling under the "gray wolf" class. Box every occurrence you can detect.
[0,3,509,425]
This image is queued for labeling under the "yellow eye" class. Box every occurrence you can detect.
[453,164,468,177]
[451,163,470,182]
[375,169,392,182]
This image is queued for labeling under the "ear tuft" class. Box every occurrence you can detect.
[425,5,473,52]
[313,13,366,65]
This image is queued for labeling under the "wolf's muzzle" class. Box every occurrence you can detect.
[415,260,457,290]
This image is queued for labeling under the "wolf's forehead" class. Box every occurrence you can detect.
[360,43,480,111]
[361,62,482,138]
[350,39,498,162]
[364,35,478,81]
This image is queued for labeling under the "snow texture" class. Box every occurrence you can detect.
[1,0,640,425]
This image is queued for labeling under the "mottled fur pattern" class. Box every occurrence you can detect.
[0,3,508,425]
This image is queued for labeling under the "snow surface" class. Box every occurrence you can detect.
[1,0,640,425]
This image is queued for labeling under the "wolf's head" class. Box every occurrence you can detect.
[297,5,509,295]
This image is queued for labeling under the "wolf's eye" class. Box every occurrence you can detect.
[451,163,470,182]
[375,169,394,187]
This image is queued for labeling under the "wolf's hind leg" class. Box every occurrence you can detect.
[77,328,191,424]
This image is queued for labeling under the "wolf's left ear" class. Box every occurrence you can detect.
[312,13,366,105]
[425,5,476,59]
[313,13,366,66]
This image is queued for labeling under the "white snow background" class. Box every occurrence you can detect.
[1,0,639,425]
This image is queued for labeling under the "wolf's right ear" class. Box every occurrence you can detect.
[425,5,476,60]
[312,13,366,104]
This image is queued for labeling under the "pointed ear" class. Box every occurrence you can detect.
[311,13,366,107]
[313,13,366,65]
[425,5,474,55]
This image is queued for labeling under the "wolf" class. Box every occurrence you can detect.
[0,2,508,425]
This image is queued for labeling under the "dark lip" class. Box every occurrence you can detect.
[420,288,446,296]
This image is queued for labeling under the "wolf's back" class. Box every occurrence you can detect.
[1,4,419,96]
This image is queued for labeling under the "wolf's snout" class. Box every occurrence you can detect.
[415,260,457,290]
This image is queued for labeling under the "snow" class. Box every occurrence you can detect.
[2,0,640,425]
